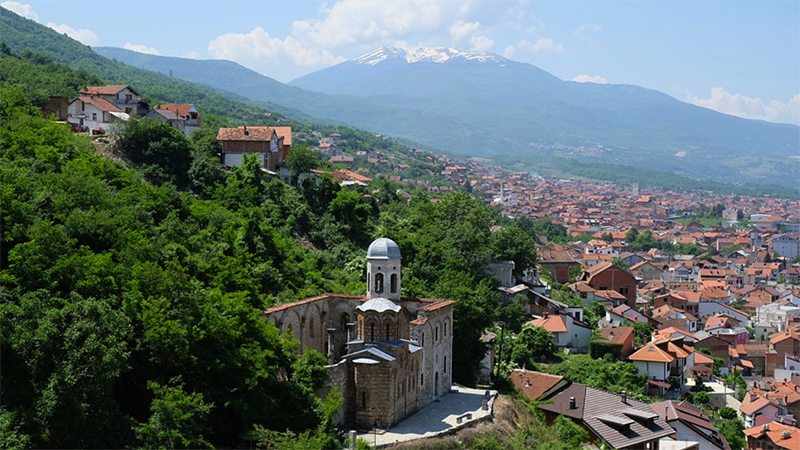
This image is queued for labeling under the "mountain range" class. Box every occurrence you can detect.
[96,45,799,190]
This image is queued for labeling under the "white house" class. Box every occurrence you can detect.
[528,313,592,353]
[628,335,695,388]
[67,96,129,130]
[772,234,800,260]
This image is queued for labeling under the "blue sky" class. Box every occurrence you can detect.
[4,0,799,125]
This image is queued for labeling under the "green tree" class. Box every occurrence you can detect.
[625,227,639,244]
[632,321,655,347]
[718,406,738,420]
[284,144,318,186]
[133,379,214,449]
[118,118,193,186]
[612,257,629,271]
[693,391,710,405]
[553,415,589,449]
[490,225,538,279]
[509,324,558,368]
[717,417,746,450]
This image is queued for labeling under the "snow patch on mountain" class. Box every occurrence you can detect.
[351,46,507,66]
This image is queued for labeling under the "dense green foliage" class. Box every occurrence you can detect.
[546,354,648,400]
[0,47,522,445]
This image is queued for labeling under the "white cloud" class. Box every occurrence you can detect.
[182,50,200,59]
[572,74,608,84]
[449,21,481,43]
[124,43,160,56]
[574,24,601,38]
[208,27,345,81]
[46,22,99,45]
[291,0,446,48]
[689,87,800,126]
[1,1,36,19]
[512,38,564,54]
[449,20,494,52]
[469,35,495,52]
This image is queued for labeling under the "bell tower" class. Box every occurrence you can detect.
[366,238,402,301]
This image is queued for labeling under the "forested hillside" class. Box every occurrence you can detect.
[0,47,541,448]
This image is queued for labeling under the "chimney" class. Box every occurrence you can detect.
[525,378,531,388]
[569,397,576,410]
[621,390,627,404]
[243,125,249,136]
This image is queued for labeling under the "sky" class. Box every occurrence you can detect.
[4,0,800,125]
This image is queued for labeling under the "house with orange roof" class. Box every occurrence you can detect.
[628,335,695,391]
[216,125,289,172]
[77,84,146,115]
[629,260,663,283]
[595,325,635,358]
[68,85,140,131]
[580,262,637,309]
[508,369,569,401]
[744,421,800,450]
[528,313,591,352]
[145,104,202,137]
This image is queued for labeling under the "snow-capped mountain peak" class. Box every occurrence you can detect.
[351,46,507,66]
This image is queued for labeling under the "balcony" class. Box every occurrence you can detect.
[670,366,683,377]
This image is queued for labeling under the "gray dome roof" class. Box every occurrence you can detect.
[367,238,402,260]
[357,297,401,313]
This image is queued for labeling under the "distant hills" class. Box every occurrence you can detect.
[97,44,799,190]
[1,5,798,192]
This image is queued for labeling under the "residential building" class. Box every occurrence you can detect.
[651,400,731,450]
[528,313,592,353]
[216,125,290,171]
[743,421,800,450]
[628,335,695,392]
[145,104,202,137]
[536,381,675,449]
[580,262,638,309]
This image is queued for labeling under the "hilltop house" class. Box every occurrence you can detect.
[528,313,591,353]
[628,335,695,395]
[216,126,291,171]
[145,104,202,137]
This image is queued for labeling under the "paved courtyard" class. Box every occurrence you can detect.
[355,385,497,448]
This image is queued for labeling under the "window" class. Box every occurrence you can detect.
[361,391,367,409]
[386,323,391,340]
[375,273,384,294]
[420,373,424,385]
[370,323,375,341]
[309,318,315,338]
[92,113,97,120]
[435,326,439,341]
[444,356,447,374]
[444,321,448,337]
[421,332,425,346]
[390,273,398,293]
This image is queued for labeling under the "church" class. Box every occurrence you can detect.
[262,238,455,428]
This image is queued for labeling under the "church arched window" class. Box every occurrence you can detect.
[370,322,375,341]
[386,323,391,340]
[390,273,397,293]
[375,273,384,294]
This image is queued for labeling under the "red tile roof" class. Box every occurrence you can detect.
[156,104,195,117]
[80,84,136,95]
[529,315,568,333]
[509,370,565,401]
[217,126,277,142]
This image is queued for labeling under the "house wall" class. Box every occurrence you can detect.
[587,268,637,308]
[773,237,800,259]
[669,421,718,450]
[634,360,668,381]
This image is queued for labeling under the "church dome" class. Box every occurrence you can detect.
[357,297,401,313]
[367,238,402,260]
